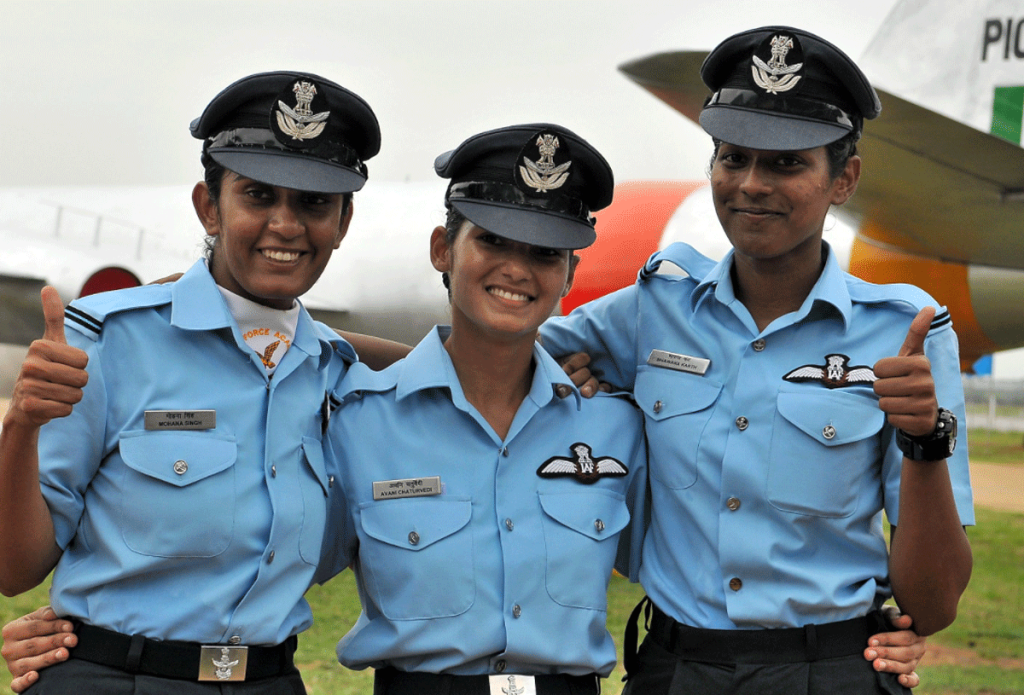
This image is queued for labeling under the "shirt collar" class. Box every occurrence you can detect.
[691,242,851,330]
[169,259,342,364]
[395,326,581,411]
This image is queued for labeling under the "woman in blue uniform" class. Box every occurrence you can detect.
[312,123,647,695]
[539,26,973,695]
[0,71,381,693]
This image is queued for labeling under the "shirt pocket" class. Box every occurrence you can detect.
[767,388,885,518]
[298,436,331,565]
[538,489,629,610]
[635,365,723,490]
[357,497,475,620]
[118,430,237,557]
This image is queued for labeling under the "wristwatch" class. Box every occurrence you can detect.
[895,408,957,461]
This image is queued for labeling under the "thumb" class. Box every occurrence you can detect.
[898,306,935,357]
[40,286,68,345]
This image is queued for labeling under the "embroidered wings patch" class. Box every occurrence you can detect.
[783,354,877,389]
[537,443,628,484]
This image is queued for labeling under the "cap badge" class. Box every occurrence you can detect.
[519,134,572,193]
[783,354,877,389]
[275,81,330,141]
[752,35,803,94]
[537,442,628,484]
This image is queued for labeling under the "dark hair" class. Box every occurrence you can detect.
[708,130,860,181]
[440,206,468,297]
[199,146,353,260]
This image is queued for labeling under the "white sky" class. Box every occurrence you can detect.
[0,0,896,187]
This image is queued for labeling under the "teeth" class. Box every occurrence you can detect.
[263,250,300,262]
[489,287,529,302]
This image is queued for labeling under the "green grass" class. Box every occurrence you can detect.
[967,428,1024,465]
[4,509,1022,694]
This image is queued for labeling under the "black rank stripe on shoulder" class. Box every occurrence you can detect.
[64,306,103,336]
[537,442,628,484]
[930,309,951,332]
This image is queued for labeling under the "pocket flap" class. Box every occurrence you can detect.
[119,430,237,487]
[776,389,884,446]
[635,366,722,421]
[539,490,629,540]
[302,436,330,496]
[360,498,472,551]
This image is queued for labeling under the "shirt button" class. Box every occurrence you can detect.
[735,417,749,431]
[653,400,663,414]
[408,532,420,546]
[267,550,275,564]
[594,519,605,533]
[823,425,837,440]
[173,460,188,475]
[328,475,335,488]
[502,447,509,457]
[229,635,242,645]
[495,660,507,673]
[726,497,741,511]
[270,464,277,477]
[512,604,522,618]
[753,339,766,352]
[505,518,514,532]
[729,577,743,591]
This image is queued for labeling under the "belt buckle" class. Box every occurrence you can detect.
[488,674,537,695]
[198,645,249,682]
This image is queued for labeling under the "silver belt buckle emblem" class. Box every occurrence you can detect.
[488,674,537,695]
[198,645,248,682]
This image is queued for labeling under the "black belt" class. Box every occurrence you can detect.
[625,597,888,673]
[374,667,600,695]
[70,622,296,682]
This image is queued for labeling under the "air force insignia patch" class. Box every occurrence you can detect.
[537,443,628,484]
[783,354,877,389]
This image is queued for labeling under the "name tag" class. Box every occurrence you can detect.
[144,410,217,430]
[372,476,442,500]
[489,675,536,695]
[647,349,711,376]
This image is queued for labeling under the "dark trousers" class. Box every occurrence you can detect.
[621,599,909,695]
[373,668,600,695]
[28,659,306,695]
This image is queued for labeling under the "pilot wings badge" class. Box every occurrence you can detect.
[276,81,330,141]
[782,354,877,389]
[519,133,572,193]
[752,34,803,94]
[537,442,628,484]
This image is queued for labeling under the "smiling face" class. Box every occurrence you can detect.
[430,221,576,343]
[193,171,351,309]
[710,142,860,267]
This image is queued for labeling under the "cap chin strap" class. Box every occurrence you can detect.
[206,127,365,175]
[446,181,593,225]
[707,88,857,131]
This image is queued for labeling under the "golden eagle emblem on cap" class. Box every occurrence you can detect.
[276,81,330,141]
[783,354,877,389]
[520,134,572,193]
[752,35,803,94]
[537,443,627,484]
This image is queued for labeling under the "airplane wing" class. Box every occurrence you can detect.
[618,50,1024,272]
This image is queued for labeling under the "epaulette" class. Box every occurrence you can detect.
[637,242,717,283]
[847,279,952,333]
[64,284,172,341]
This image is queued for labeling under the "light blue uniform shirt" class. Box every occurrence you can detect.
[317,327,646,676]
[40,259,354,645]
[540,242,974,630]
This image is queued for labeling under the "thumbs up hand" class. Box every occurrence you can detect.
[873,307,939,438]
[4,288,90,429]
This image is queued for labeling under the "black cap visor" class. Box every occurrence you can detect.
[452,199,596,250]
[210,148,367,194]
[700,106,852,151]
